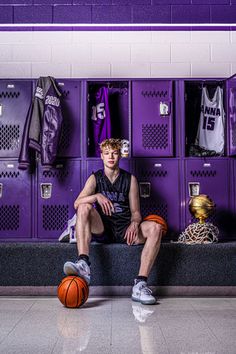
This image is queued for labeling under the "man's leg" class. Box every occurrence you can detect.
[132,221,163,305]
[63,204,104,283]
[76,203,104,255]
[135,221,162,277]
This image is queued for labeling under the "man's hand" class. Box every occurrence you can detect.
[124,221,139,245]
[96,193,114,216]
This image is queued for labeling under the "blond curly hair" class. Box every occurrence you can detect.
[99,138,122,153]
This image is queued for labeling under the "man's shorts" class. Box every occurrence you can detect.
[92,223,129,244]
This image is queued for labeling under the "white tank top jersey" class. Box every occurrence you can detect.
[196,86,225,154]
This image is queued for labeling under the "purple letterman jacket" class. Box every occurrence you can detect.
[18,76,63,170]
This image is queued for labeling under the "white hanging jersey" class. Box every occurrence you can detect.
[196,86,225,154]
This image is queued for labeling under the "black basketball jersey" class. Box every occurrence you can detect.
[93,168,131,241]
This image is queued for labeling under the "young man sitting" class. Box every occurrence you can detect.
[63,138,163,304]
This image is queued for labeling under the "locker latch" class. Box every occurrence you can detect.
[188,182,200,197]
[160,101,170,116]
[0,183,2,198]
[40,183,52,199]
[139,182,151,198]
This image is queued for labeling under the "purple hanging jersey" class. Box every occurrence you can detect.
[91,87,111,156]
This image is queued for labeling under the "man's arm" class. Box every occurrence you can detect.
[74,174,114,215]
[124,175,142,245]
[129,175,142,226]
[74,175,97,209]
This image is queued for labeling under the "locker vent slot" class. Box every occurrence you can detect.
[190,170,217,178]
[42,205,69,231]
[61,90,70,98]
[232,129,236,147]
[0,91,20,99]
[0,171,19,178]
[141,90,168,98]
[0,205,20,230]
[42,170,69,179]
[141,202,168,221]
[58,120,72,151]
[139,170,167,178]
[142,124,168,149]
[0,125,20,151]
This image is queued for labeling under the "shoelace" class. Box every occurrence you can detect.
[76,261,90,274]
[140,284,152,295]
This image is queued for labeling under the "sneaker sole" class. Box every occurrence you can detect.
[63,263,79,276]
[63,263,91,285]
[131,296,156,305]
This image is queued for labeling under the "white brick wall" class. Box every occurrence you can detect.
[0,30,235,78]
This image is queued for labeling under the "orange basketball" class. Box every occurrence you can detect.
[143,214,168,236]
[57,276,89,308]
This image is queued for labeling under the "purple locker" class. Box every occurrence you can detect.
[86,158,132,178]
[0,80,32,158]
[87,81,129,157]
[184,159,231,239]
[56,79,81,157]
[135,159,180,238]
[226,75,236,156]
[132,80,173,157]
[0,160,31,239]
[37,160,81,239]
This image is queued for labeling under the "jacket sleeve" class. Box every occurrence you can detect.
[18,78,44,170]
[41,77,63,169]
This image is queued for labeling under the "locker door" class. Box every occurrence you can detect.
[0,160,31,239]
[56,80,81,158]
[226,74,236,156]
[132,80,173,157]
[0,80,32,158]
[185,159,231,239]
[37,160,81,239]
[135,159,180,238]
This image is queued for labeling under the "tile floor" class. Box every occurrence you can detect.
[0,296,236,354]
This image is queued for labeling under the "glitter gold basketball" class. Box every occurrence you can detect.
[189,194,215,224]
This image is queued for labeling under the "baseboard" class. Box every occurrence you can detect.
[1,286,236,296]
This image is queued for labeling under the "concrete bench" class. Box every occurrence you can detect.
[0,242,236,296]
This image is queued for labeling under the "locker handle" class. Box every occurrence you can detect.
[0,183,2,198]
[40,183,52,199]
[188,182,200,197]
[203,163,211,167]
[160,101,171,116]
[139,182,151,198]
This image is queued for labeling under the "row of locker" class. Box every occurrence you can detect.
[0,77,236,159]
[0,157,235,241]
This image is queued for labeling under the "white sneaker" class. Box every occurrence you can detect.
[132,303,155,323]
[63,259,91,285]
[132,280,156,305]
[58,214,77,243]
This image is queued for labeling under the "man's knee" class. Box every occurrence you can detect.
[146,222,162,242]
[77,203,93,219]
